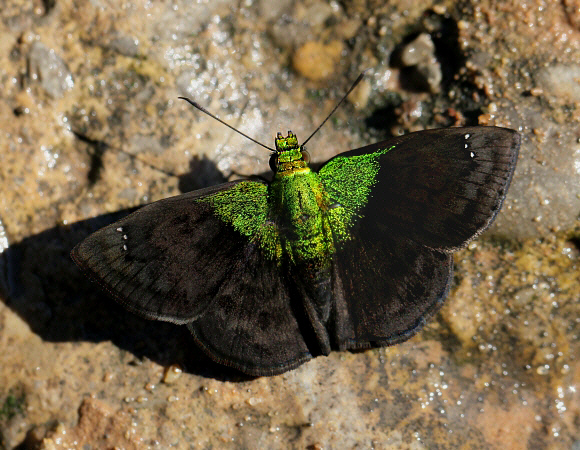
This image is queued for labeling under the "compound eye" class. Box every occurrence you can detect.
[269,154,278,172]
[301,150,310,163]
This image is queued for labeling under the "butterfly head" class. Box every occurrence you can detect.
[270,131,311,175]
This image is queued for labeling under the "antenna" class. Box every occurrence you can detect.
[302,71,367,147]
[179,71,367,153]
[178,97,276,152]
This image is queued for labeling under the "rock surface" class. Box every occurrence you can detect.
[0,0,578,448]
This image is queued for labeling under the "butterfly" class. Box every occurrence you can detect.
[71,125,519,376]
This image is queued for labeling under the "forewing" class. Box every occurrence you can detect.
[319,126,519,251]
[72,181,267,324]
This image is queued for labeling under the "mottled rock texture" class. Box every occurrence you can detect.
[0,0,578,448]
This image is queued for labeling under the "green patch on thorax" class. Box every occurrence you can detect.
[270,168,334,265]
[197,144,394,265]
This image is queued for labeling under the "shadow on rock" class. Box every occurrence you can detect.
[0,159,257,382]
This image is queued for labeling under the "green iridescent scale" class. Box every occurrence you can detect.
[198,135,394,267]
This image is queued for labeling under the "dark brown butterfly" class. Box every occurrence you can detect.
[72,126,519,376]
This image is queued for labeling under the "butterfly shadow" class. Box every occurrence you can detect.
[0,157,261,382]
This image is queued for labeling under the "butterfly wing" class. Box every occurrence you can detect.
[321,126,520,251]
[72,180,313,375]
[326,219,453,349]
[318,126,519,347]
[187,255,314,376]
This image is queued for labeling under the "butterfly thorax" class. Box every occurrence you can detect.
[268,132,335,265]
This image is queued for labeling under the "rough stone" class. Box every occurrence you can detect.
[0,0,578,448]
